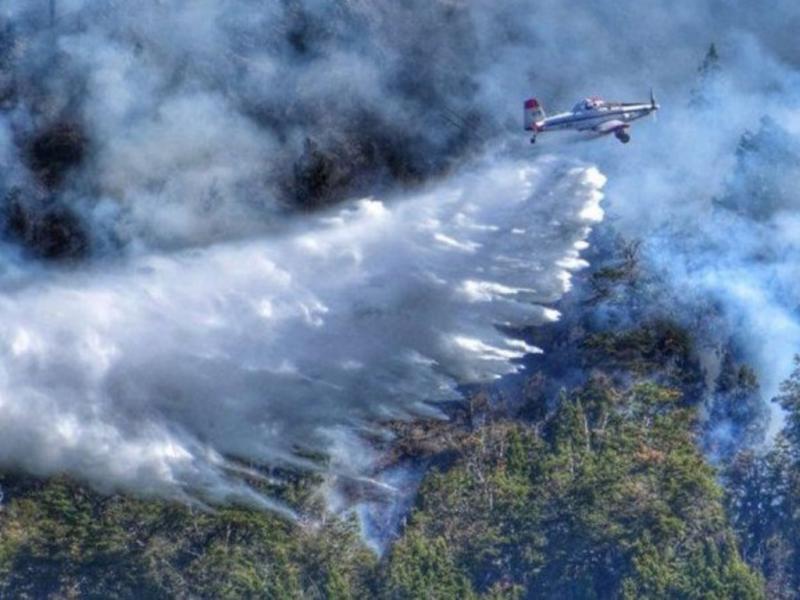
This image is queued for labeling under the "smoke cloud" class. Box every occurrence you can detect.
[589,36,800,434]
[0,0,797,503]
[0,148,604,502]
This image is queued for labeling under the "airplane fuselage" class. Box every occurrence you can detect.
[536,102,655,133]
[525,93,659,144]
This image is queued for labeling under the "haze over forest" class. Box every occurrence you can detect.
[0,1,799,598]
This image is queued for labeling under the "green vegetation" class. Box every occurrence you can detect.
[725,357,800,598]
[387,381,762,598]
[583,320,696,378]
[0,477,376,599]
[0,382,763,598]
[0,238,783,599]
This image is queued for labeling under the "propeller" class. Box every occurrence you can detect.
[649,87,659,122]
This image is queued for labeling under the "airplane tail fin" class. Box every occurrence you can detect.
[524,98,545,131]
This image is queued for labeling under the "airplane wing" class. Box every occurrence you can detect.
[593,119,629,135]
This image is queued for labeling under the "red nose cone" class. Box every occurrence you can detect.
[524,98,539,109]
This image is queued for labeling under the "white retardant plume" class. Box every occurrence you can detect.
[0,155,604,504]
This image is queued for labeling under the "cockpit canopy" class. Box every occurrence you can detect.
[573,96,605,112]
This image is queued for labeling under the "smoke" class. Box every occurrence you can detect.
[0,148,604,502]
[591,39,800,435]
[0,0,797,503]
[472,1,800,439]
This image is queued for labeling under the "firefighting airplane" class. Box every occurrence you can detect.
[524,90,659,144]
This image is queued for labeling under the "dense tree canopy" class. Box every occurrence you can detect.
[0,231,787,599]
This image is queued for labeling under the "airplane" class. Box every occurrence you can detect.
[524,90,659,144]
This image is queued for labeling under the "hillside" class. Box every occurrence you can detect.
[2,231,793,599]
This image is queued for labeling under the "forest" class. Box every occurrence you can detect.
[1,4,799,598]
[1,225,797,599]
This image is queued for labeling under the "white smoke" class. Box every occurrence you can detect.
[1,0,797,504]
[0,152,604,503]
[588,41,800,433]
